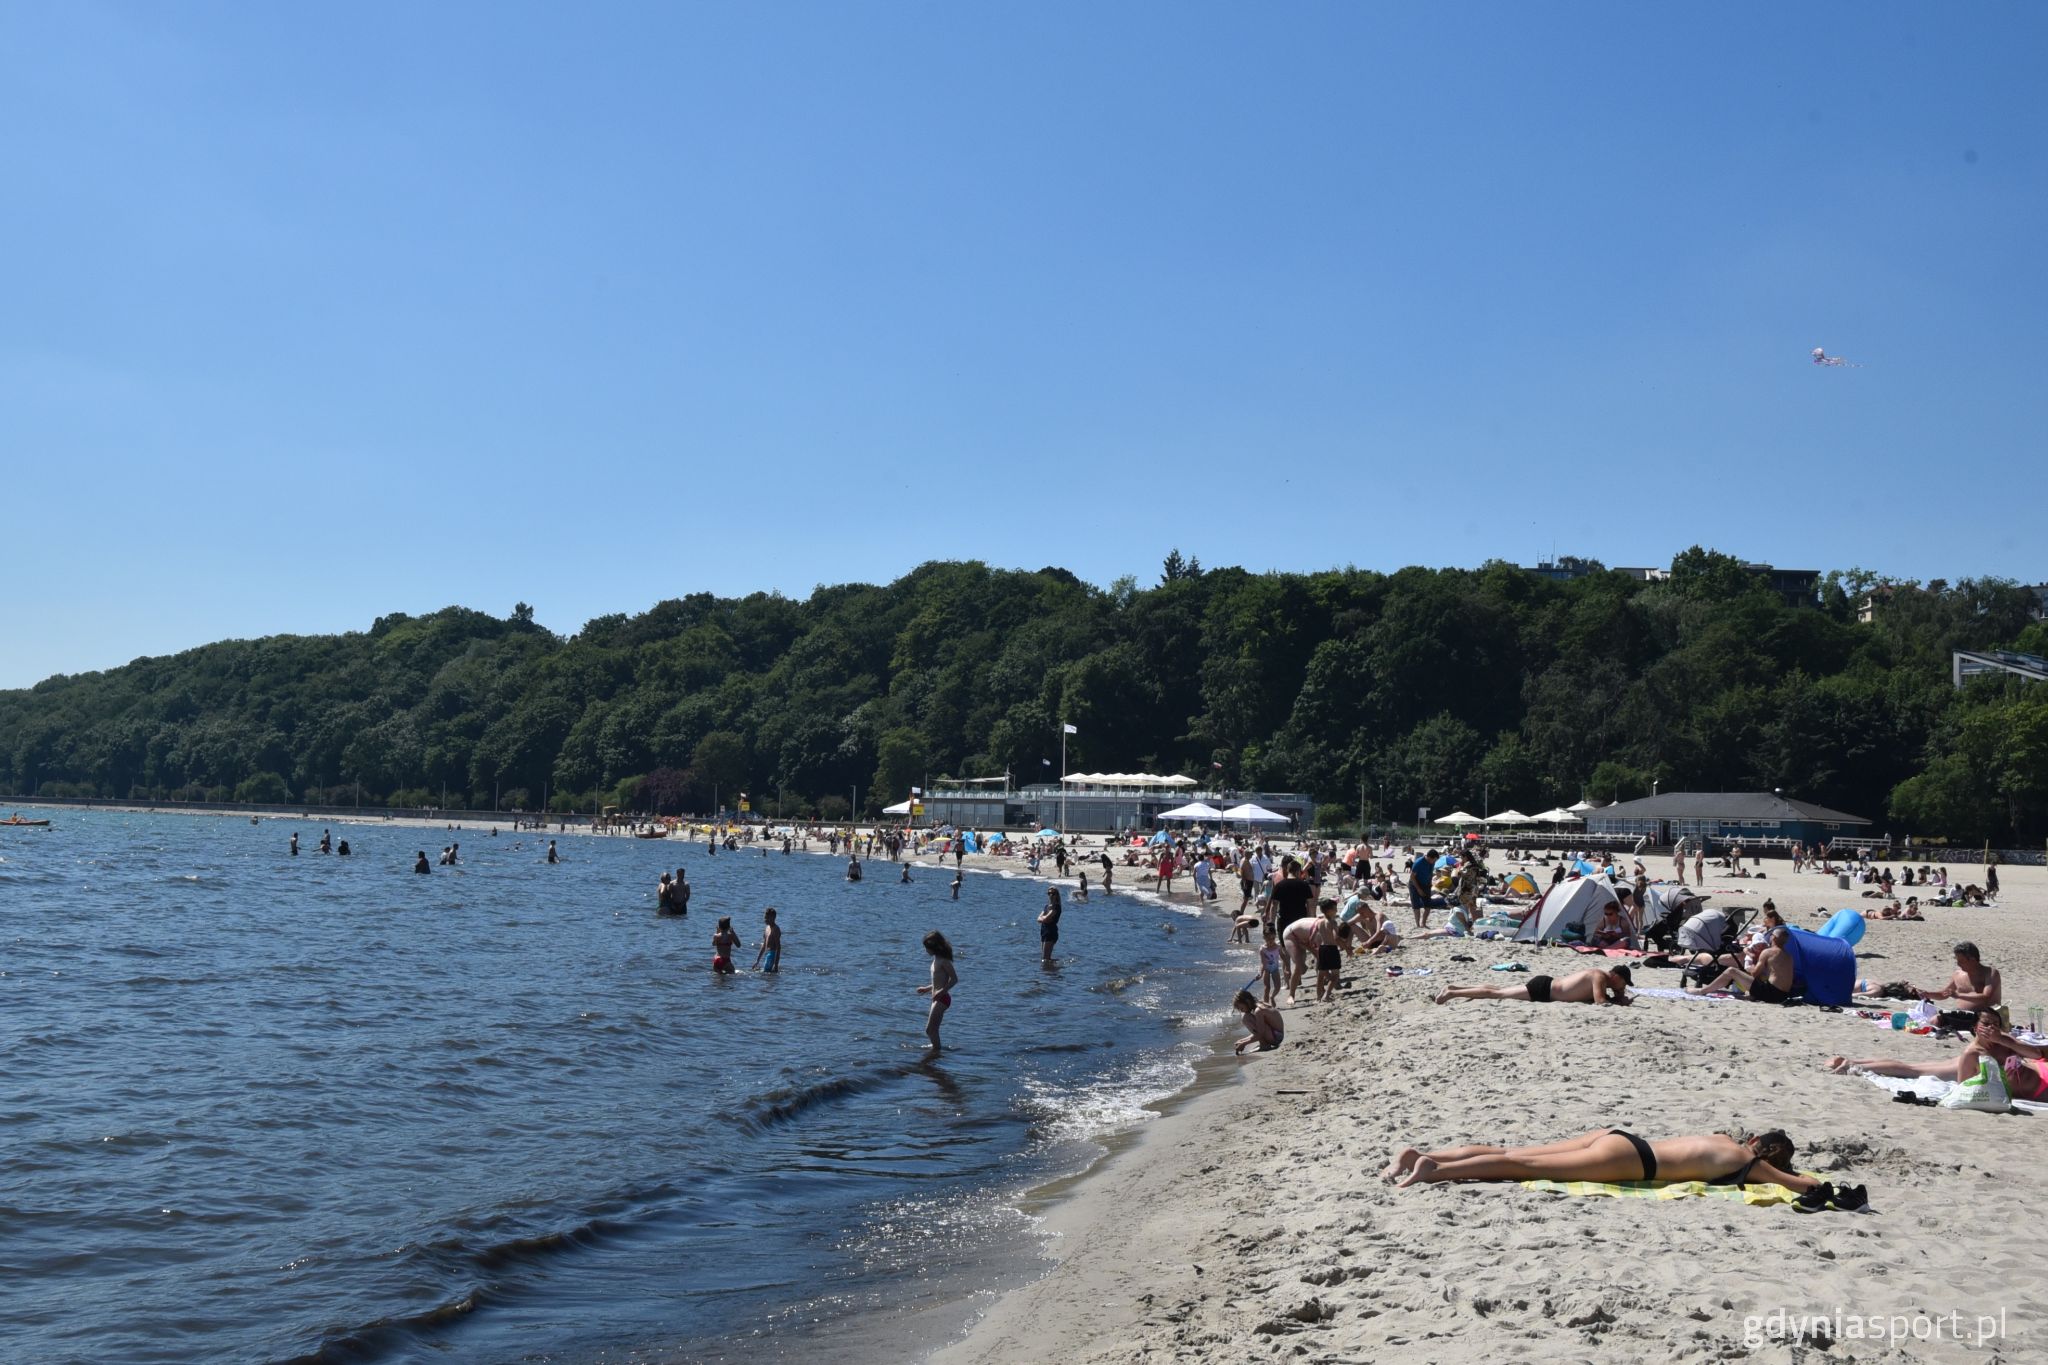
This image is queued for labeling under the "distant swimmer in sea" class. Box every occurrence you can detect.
[413,851,430,874]
[753,908,782,973]
[656,871,676,915]
[289,833,299,856]
[917,931,958,1055]
[712,917,739,975]
[336,840,350,857]
[951,869,963,901]
[848,857,863,882]
[546,840,559,864]
[318,830,331,854]
[900,863,912,883]
[674,868,690,915]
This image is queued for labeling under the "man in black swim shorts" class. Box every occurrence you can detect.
[1432,966,1632,1006]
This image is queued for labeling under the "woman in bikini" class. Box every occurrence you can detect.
[1826,1013,2048,1099]
[916,930,958,1055]
[711,916,739,974]
[1381,1128,1813,1192]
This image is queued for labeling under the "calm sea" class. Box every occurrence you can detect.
[0,810,1242,1363]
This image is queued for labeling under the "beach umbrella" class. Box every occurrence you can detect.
[1486,810,1530,825]
[1433,811,1482,826]
[1531,807,1581,825]
[1567,799,1598,813]
[1220,802,1289,824]
[1158,801,1225,821]
[1035,827,1061,838]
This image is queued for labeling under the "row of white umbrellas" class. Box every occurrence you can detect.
[1433,800,1596,827]
[1156,801,1289,824]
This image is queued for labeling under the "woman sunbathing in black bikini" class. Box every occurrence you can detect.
[1381,1128,1815,1192]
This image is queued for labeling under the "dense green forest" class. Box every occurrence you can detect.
[4,549,2046,841]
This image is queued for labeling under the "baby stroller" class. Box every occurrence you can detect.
[1641,885,1705,953]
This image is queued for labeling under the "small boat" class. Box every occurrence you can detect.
[1,817,51,827]
[634,829,669,839]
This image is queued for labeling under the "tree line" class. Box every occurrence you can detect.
[3,549,2044,842]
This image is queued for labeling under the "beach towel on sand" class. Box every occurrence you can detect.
[1858,1071,2048,1115]
[1521,1177,1808,1206]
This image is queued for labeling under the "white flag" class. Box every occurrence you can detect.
[1062,723,1078,735]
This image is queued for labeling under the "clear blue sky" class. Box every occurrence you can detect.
[5,3,2044,687]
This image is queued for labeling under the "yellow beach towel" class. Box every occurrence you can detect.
[1520,1178,1806,1207]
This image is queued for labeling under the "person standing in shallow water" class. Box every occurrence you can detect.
[1038,888,1062,962]
[413,851,430,874]
[289,832,299,856]
[916,931,958,1054]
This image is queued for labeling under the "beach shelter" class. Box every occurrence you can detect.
[1149,829,1176,844]
[1782,927,1857,1007]
[1433,811,1482,827]
[1221,803,1289,824]
[883,800,912,816]
[1158,802,1225,822]
[1515,877,1624,944]
[1502,871,1540,896]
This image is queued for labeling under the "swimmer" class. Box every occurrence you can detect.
[413,851,430,874]
[1038,888,1062,962]
[712,917,739,974]
[753,908,782,973]
[916,931,958,1054]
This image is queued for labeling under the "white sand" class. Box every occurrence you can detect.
[933,856,2048,1364]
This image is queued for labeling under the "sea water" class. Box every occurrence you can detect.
[0,811,1244,1363]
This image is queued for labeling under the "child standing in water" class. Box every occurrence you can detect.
[1259,927,1284,1005]
[711,917,739,974]
[916,931,958,1054]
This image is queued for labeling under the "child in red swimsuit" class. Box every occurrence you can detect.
[917,930,957,1054]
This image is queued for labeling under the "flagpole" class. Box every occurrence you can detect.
[1060,724,1067,833]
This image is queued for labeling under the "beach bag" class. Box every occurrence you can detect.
[1939,1059,2011,1112]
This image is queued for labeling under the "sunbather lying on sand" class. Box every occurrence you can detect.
[1433,965,1631,1006]
[1381,1127,1814,1191]
[1826,1013,2048,1100]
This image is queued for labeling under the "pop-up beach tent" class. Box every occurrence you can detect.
[1220,803,1289,824]
[1783,927,1856,1007]
[1515,877,1623,944]
[1157,802,1225,822]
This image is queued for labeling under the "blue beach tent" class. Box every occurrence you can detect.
[1783,927,1857,1008]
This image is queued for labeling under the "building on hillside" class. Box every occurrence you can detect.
[1953,650,2048,688]
[1584,791,1872,846]
[2025,584,2048,621]
[1527,556,1604,582]
[1744,564,1821,609]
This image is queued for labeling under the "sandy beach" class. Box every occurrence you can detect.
[931,853,2048,1365]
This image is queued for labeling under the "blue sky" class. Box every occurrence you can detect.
[4,3,2044,687]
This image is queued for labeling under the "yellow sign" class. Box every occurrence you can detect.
[911,802,924,816]
[738,798,751,812]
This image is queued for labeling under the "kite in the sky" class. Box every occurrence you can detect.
[1811,346,1859,367]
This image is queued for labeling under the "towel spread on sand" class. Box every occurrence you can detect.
[1520,1178,1805,1206]
[1857,1071,2048,1115]
[1630,987,1743,1002]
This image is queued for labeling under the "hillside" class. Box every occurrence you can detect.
[3,551,2044,840]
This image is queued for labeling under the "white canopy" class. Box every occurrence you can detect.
[1157,801,1225,821]
[882,799,912,815]
[1221,802,1290,824]
[1530,807,1582,823]
[1061,772,1196,788]
[1433,810,1482,826]
[1568,799,1598,812]
[1486,809,1531,825]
